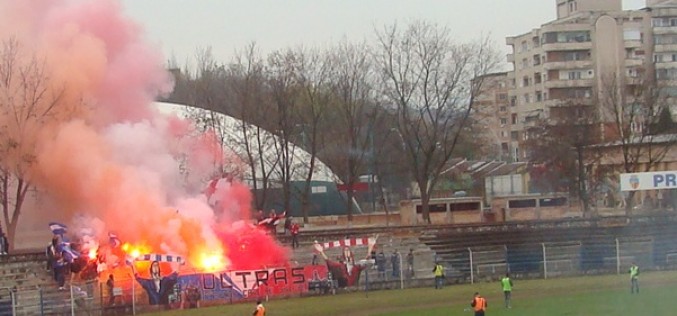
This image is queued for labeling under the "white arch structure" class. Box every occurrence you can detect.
[153,102,340,187]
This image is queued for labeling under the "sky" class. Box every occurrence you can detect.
[120,0,647,68]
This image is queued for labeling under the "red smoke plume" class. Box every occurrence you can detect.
[0,0,288,271]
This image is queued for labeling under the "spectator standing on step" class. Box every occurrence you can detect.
[391,250,401,279]
[0,231,8,255]
[290,221,300,249]
[106,274,115,306]
[54,251,67,290]
[406,248,415,278]
[375,250,387,282]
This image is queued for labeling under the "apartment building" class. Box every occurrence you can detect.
[472,72,517,161]
[501,0,677,160]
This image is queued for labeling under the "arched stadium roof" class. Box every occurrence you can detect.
[153,102,339,186]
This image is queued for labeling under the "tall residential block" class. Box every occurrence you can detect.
[497,0,677,160]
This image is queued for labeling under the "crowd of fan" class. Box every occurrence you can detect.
[45,236,97,290]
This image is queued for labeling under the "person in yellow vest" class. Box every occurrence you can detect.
[432,262,445,289]
[470,292,488,316]
[501,273,513,308]
[252,300,265,316]
[629,262,640,294]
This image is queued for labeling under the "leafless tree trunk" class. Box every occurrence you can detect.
[599,73,674,215]
[374,21,499,223]
[228,44,279,211]
[524,102,602,216]
[267,50,303,214]
[290,48,333,224]
[325,40,380,224]
[0,38,68,249]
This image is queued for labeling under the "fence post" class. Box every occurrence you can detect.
[131,273,136,316]
[399,253,404,290]
[468,248,474,284]
[615,238,620,275]
[70,285,75,316]
[10,288,16,316]
[542,243,547,279]
[39,287,44,316]
[365,265,369,298]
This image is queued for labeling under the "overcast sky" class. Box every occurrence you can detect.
[120,0,647,67]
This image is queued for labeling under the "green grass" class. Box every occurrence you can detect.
[147,271,677,316]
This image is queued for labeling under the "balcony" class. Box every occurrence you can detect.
[543,60,592,70]
[654,43,677,53]
[545,79,594,89]
[624,40,643,48]
[653,26,677,34]
[542,42,592,52]
[624,59,643,67]
[626,77,644,85]
[544,98,593,107]
[655,61,677,69]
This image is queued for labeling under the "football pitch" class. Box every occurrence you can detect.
[148,270,677,316]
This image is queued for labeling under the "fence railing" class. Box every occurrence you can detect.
[434,237,663,283]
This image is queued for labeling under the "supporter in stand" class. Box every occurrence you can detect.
[53,251,67,290]
[0,231,8,255]
[290,221,300,249]
[46,237,58,272]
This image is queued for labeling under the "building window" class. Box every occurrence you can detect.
[542,31,590,44]
[511,113,518,125]
[511,131,519,141]
[501,131,508,138]
[569,0,577,12]
[657,68,677,80]
[522,76,530,87]
[534,72,542,84]
[510,96,517,107]
[623,29,641,41]
[536,91,543,102]
[499,93,508,100]
[521,41,528,52]
[654,54,665,63]
[523,94,530,104]
[499,106,507,112]
[568,71,582,80]
[500,118,508,125]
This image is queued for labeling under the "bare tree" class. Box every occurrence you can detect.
[374,21,500,223]
[323,40,380,223]
[227,44,279,211]
[289,47,334,224]
[524,101,601,215]
[598,74,676,214]
[267,49,304,214]
[0,39,70,249]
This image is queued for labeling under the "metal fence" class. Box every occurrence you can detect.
[434,237,663,284]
